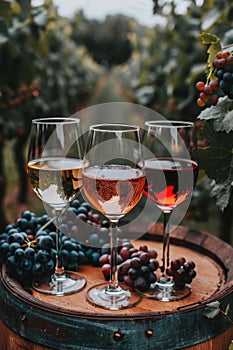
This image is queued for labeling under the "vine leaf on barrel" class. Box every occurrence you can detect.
[203,301,221,319]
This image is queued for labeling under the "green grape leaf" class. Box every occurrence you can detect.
[198,96,233,133]
[195,119,233,210]
[210,182,232,211]
[200,32,222,82]
[229,341,233,350]
[203,301,221,319]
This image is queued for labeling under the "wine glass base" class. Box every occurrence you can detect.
[142,280,192,301]
[33,270,86,296]
[86,283,142,310]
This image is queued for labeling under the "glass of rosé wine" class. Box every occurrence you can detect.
[142,120,198,301]
[82,123,146,310]
[27,117,87,295]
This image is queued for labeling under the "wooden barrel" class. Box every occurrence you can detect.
[0,224,232,350]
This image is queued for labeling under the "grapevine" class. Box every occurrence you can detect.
[196,33,233,107]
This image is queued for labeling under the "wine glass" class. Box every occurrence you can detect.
[27,117,86,295]
[82,123,146,310]
[142,120,198,301]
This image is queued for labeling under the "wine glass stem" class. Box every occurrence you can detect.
[108,220,119,291]
[161,210,172,277]
[54,209,65,276]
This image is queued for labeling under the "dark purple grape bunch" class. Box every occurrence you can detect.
[166,257,197,289]
[196,48,233,107]
[99,243,159,292]
[0,200,110,284]
[212,50,233,99]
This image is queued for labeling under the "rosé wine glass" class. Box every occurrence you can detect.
[82,123,146,310]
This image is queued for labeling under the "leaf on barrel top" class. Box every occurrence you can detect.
[203,301,221,319]
[195,119,233,210]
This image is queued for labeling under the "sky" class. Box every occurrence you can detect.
[51,0,159,27]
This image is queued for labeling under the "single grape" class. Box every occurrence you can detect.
[69,250,79,263]
[128,267,139,280]
[91,251,101,266]
[102,263,111,281]
[20,258,33,272]
[196,81,205,91]
[134,276,148,292]
[171,259,181,270]
[210,95,218,106]
[197,98,205,107]
[32,262,45,276]
[209,80,219,91]
[35,249,50,263]
[38,235,55,250]
[148,249,158,259]
[124,275,134,287]
[119,246,130,260]
[25,247,35,260]
[203,85,212,95]
[130,257,141,269]
[139,245,148,252]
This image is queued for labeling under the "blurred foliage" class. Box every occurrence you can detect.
[71,12,133,67]
[0,0,102,132]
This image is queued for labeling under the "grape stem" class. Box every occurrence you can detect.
[220,308,233,325]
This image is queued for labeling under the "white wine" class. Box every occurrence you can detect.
[27,157,86,208]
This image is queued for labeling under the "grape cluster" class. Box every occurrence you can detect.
[99,243,159,292]
[166,257,196,289]
[0,201,197,292]
[196,49,233,107]
[213,51,233,99]
[0,200,109,284]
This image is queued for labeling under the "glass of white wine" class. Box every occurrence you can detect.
[27,117,86,295]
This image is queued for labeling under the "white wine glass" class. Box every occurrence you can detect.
[27,117,86,295]
[142,120,198,301]
[82,123,146,310]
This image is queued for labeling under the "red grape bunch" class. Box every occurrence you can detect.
[196,49,233,107]
[166,257,197,289]
[99,243,159,292]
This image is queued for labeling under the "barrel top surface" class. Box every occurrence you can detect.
[1,225,233,321]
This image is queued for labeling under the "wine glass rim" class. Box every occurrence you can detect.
[89,123,140,132]
[32,117,80,124]
[145,120,194,128]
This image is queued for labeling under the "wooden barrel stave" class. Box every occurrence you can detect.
[0,225,232,350]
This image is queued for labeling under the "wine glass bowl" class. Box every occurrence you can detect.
[142,120,198,301]
[27,117,86,295]
[82,123,146,310]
